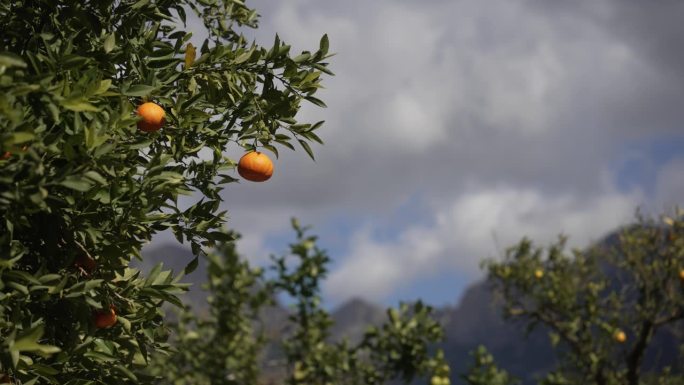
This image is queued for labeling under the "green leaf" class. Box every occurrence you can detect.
[114,364,138,381]
[305,96,327,108]
[123,84,157,97]
[4,132,34,145]
[104,33,116,53]
[61,55,89,69]
[84,171,108,185]
[298,139,315,161]
[131,0,150,10]
[95,79,112,95]
[234,48,255,64]
[29,363,59,376]
[184,256,199,275]
[313,63,334,75]
[84,351,118,362]
[293,52,311,63]
[13,325,61,355]
[0,52,27,68]
[319,34,329,55]
[60,177,93,192]
[61,99,99,112]
[145,263,163,286]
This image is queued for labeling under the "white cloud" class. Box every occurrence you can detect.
[325,186,640,303]
[653,157,684,212]
[181,0,684,305]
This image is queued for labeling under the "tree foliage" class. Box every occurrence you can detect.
[0,0,331,383]
[146,233,268,385]
[149,220,450,385]
[484,212,684,385]
[461,346,518,385]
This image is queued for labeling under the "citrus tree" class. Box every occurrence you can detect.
[484,212,684,385]
[0,0,331,383]
[148,220,450,385]
[461,346,518,385]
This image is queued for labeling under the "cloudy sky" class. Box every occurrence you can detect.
[167,0,684,308]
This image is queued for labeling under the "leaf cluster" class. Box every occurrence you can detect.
[0,0,331,383]
[150,221,451,385]
[484,212,684,385]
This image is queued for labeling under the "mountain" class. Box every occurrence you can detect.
[329,297,387,343]
[440,281,557,383]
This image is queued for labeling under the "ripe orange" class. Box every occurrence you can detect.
[614,330,626,343]
[1,146,27,160]
[74,254,97,274]
[237,151,274,182]
[94,306,117,329]
[679,269,684,281]
[136,102,166,132]
[534,269,544,279]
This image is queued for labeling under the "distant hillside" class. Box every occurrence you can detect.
[329,297,386,343]
[439,281,557,383]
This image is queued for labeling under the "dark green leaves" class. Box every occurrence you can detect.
[0,0,332,383]
[319,34,330,56]
[298,139,315,161]
[0,52,27,68]
[183,256,199,275]
[5,325,61,367]
[59,176,94,192]
[122,84,158,97]
[60,99,99,112]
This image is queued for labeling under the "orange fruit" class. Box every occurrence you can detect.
[614,330,626,343]
[94,306,117,329]
[534,269,544,279]
[1,146,27,160]
[136,102,166,132]
[237,151,274,182]
[679,269,684,281]
[74,254,97,274]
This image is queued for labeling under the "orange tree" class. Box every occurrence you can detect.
[484,212,684,385]
[0,0,330,383]
[147,220,450,385]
